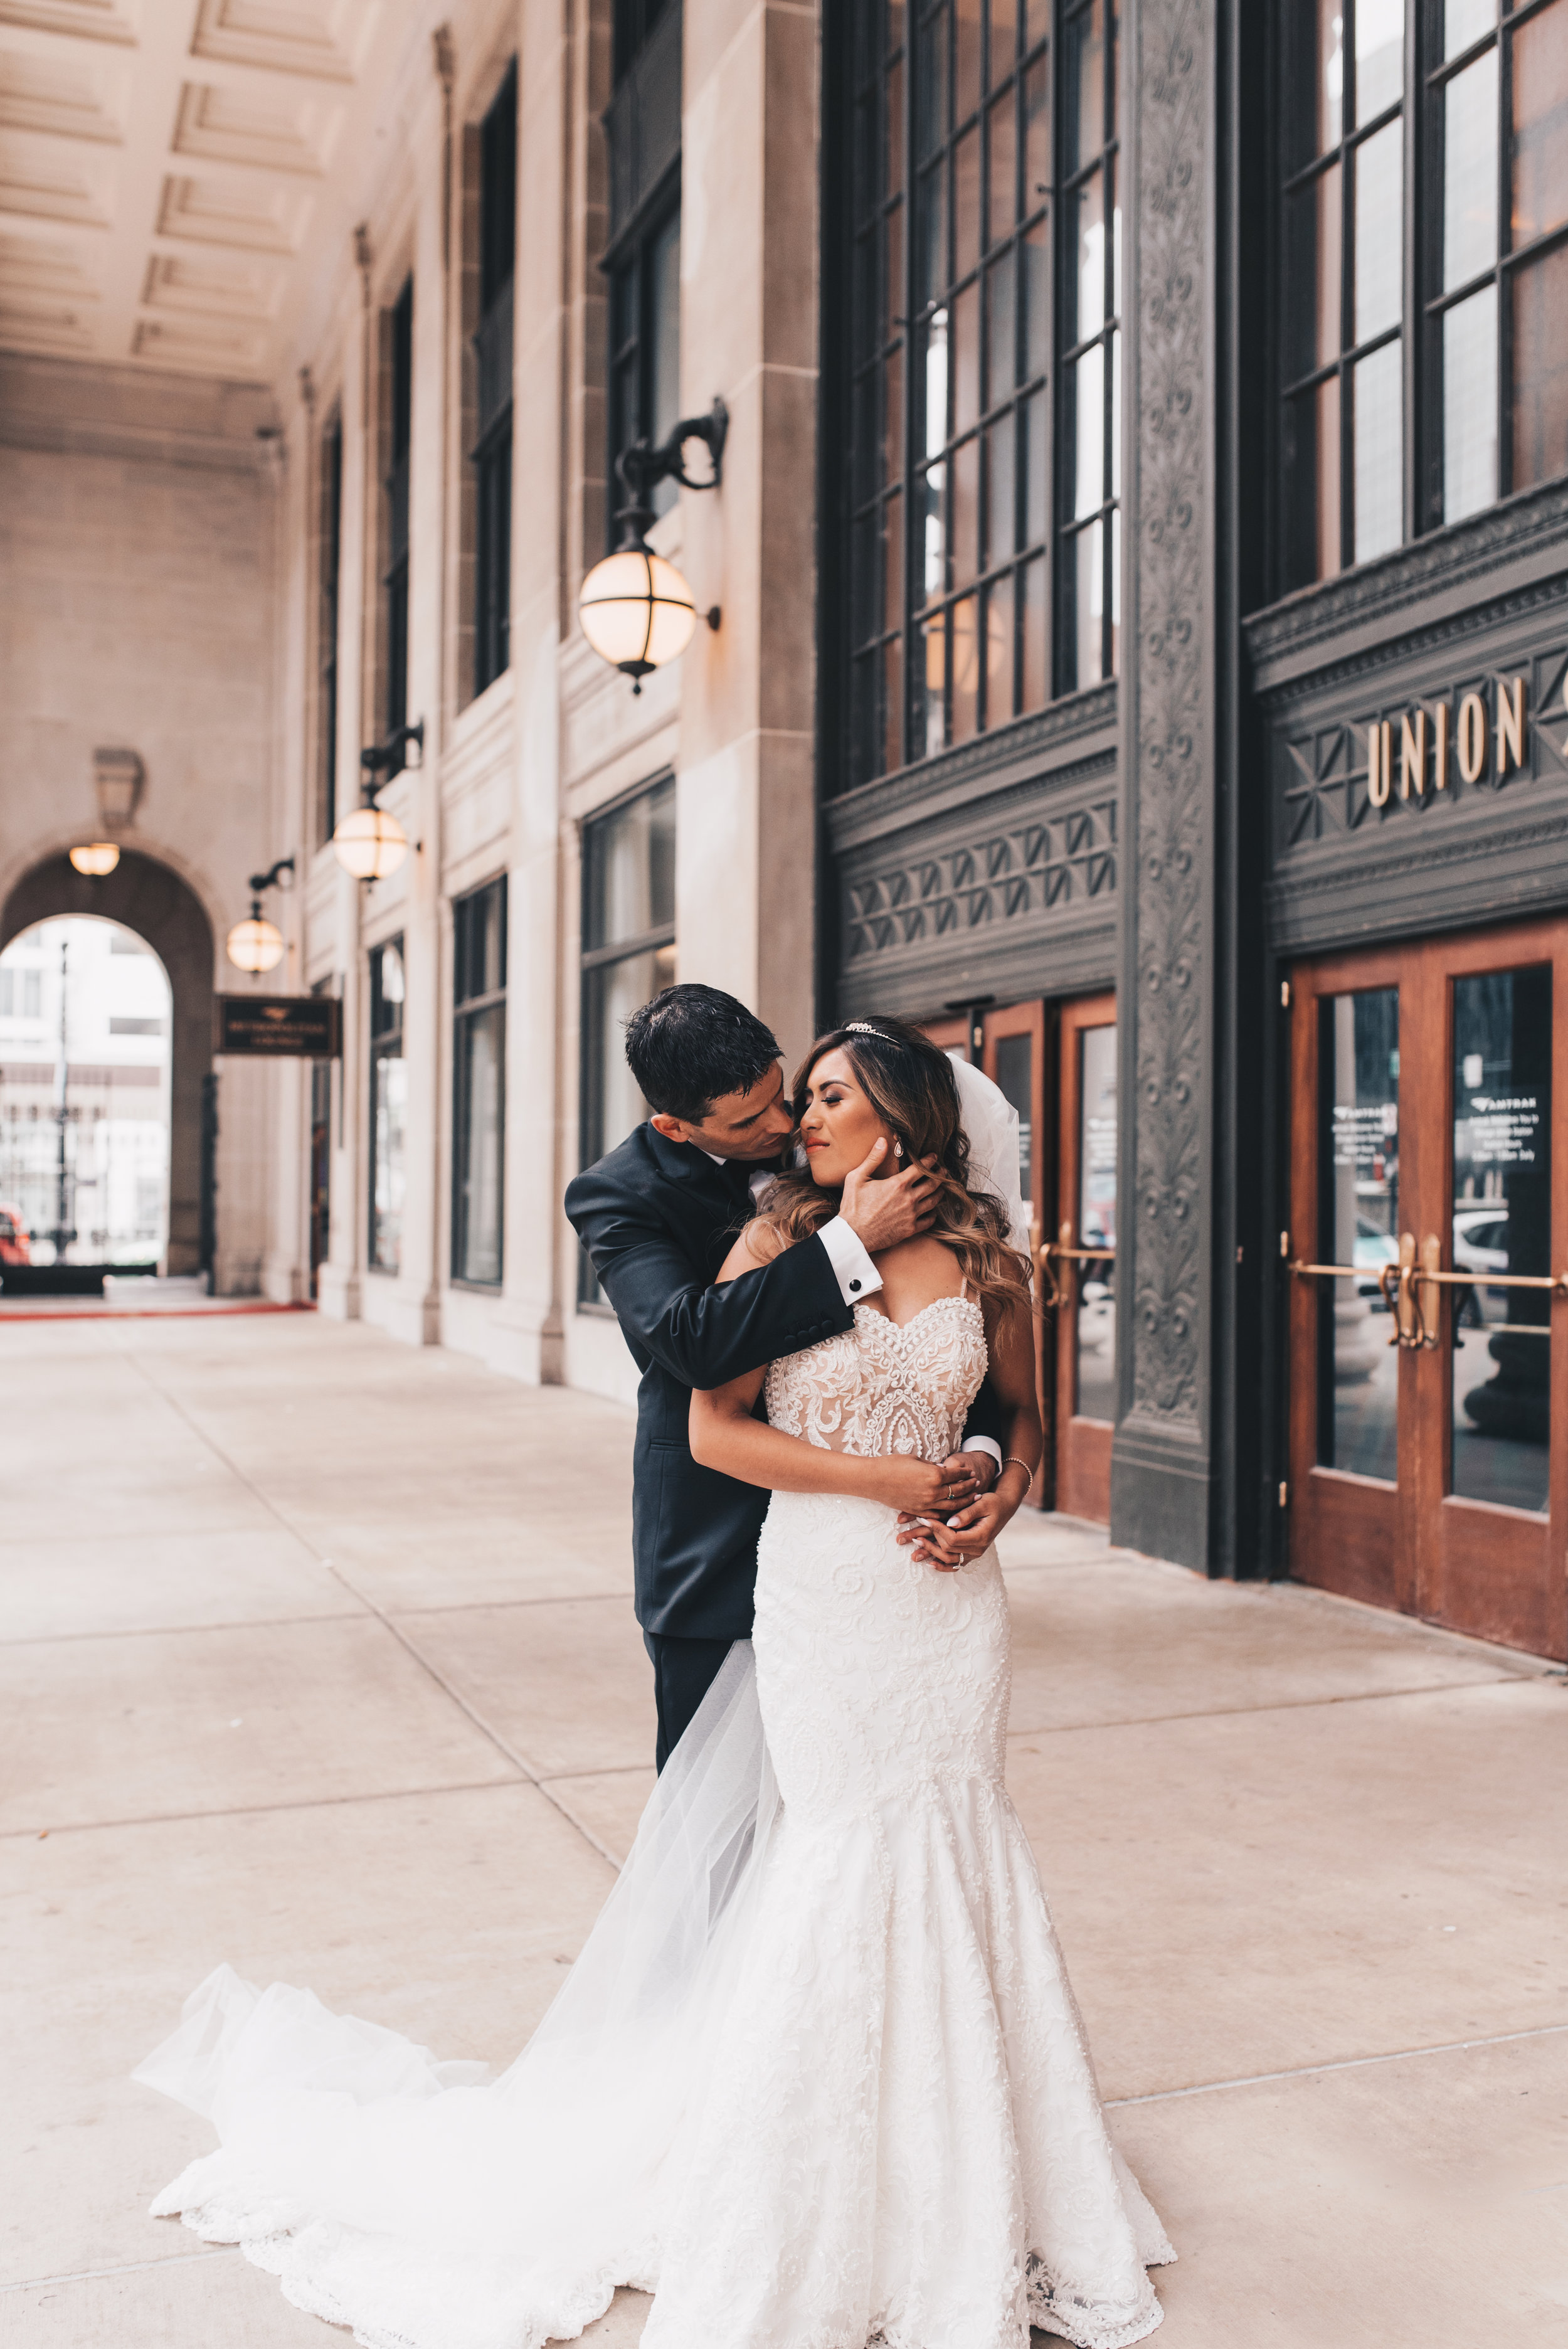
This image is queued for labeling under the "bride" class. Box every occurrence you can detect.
[136,1016,1173,2349]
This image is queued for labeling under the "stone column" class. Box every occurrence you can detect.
[1110,0,1222,1568]
[262,383,313,1306]
[318,245,374,1326]
[677,0,820,1068]
[490,0,571,1386]
[378,71,450,1350]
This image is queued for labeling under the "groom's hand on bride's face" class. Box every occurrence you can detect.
[839,1144,940,1254]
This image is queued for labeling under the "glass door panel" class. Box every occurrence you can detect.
[1288,948,1407,1617]
[1449,967,1552,1513]
[980,1000,1048,1512]
[1076,1022,1118,1426]
[928,995,1120,1527]
[1288,920,1567,1662]
[1052,993,1116,1524]
[1317,987,1400,1480]
[991,1029,1037,1211]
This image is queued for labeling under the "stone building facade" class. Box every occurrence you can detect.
[2,0,1565,1657]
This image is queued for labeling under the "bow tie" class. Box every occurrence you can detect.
[721,1157,781,1199]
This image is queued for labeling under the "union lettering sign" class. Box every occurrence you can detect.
[1279,653,1568,851]
[1364,675,1527,805]
[215,994,342,1058]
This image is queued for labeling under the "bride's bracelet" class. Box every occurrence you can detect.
[999,1455,1036,1482]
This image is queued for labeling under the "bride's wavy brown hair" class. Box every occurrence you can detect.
[751,1016,1029,1308]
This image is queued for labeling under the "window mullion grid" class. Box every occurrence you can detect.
[1010,34,1027,722]
[1498,6,1513,497]
[580,923,675,973]
[454,982,506,1019]
[1403,0,1421,542]
[1100,26,1116,686]
[1339,27,1354,575]
[1053,2,1068,695]
[942,0,955,753]
[978,22,990,736]
[900,13,918,772]
[1041,16,1056,702]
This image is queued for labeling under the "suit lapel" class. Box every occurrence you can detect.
[642,1125,750,1275]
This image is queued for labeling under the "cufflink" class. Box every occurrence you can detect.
[849,1279,862,1292]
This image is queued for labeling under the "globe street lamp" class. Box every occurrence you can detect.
[578,400,726,694]
[330,722,421,881]
[226,856,294,976]
[68,842,120,877]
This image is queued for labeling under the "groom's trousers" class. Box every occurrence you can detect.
[644,1631,734,1773]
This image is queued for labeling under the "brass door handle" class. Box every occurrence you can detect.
[1033,1222,1115,1312]
[1293,1243,1565,1348]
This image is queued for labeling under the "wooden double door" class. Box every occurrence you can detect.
[1287,918,1568,1658]
[928,992,1118,1523]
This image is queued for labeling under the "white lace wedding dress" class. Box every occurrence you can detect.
[137,1293,1173,2349]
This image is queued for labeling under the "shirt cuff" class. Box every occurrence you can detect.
[817,1215,883,1305]
[960,1436,1002,1467]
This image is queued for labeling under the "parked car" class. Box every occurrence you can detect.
[0,1202,31,1265]
[1453,1206,1509,1274]
[1453,1206,1510,1325]
[1353,1217,1399,1300]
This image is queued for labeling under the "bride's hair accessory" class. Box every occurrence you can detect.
[843,1021,885,1036]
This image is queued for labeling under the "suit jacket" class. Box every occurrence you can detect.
[565,1121,1002,1640]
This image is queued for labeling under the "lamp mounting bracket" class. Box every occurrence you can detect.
[247,855,295,898]
[612,396,728,544]
[359,719,425,792]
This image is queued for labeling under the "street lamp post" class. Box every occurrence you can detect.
[49,938,75,1263]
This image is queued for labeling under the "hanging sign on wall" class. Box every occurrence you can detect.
[215,995,342,1058]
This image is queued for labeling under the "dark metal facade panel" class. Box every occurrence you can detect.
[825,692,1120,1017]
[834,777,1119,1017]
[1246,475,1568,696]
[1245,478,1568,957]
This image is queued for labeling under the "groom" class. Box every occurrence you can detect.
[566,983,1002,1770]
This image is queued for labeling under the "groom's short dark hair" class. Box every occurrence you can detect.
[625,984,781,1122]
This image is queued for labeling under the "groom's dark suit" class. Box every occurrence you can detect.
[565,1121,1000,1763]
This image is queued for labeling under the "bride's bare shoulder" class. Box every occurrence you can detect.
[714,1217,791,1284]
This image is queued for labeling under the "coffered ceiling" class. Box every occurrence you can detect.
[0,0,391,381]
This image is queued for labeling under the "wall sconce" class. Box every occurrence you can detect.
[69,842,120,877]
[578,400,726,694]
[93,746,142,829]
[226,854,294,975]
[330,722,420,880]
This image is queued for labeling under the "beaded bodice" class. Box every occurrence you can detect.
[763,1295,988,1463]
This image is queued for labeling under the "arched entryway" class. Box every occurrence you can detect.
[1,853,215,1276]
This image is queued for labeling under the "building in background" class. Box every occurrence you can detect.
[1,0,1565,1658]
[0,920,172,1266]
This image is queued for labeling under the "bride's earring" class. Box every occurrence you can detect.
[892,1137,904,1160]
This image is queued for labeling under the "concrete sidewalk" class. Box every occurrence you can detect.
[3,1313,1564,2346]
